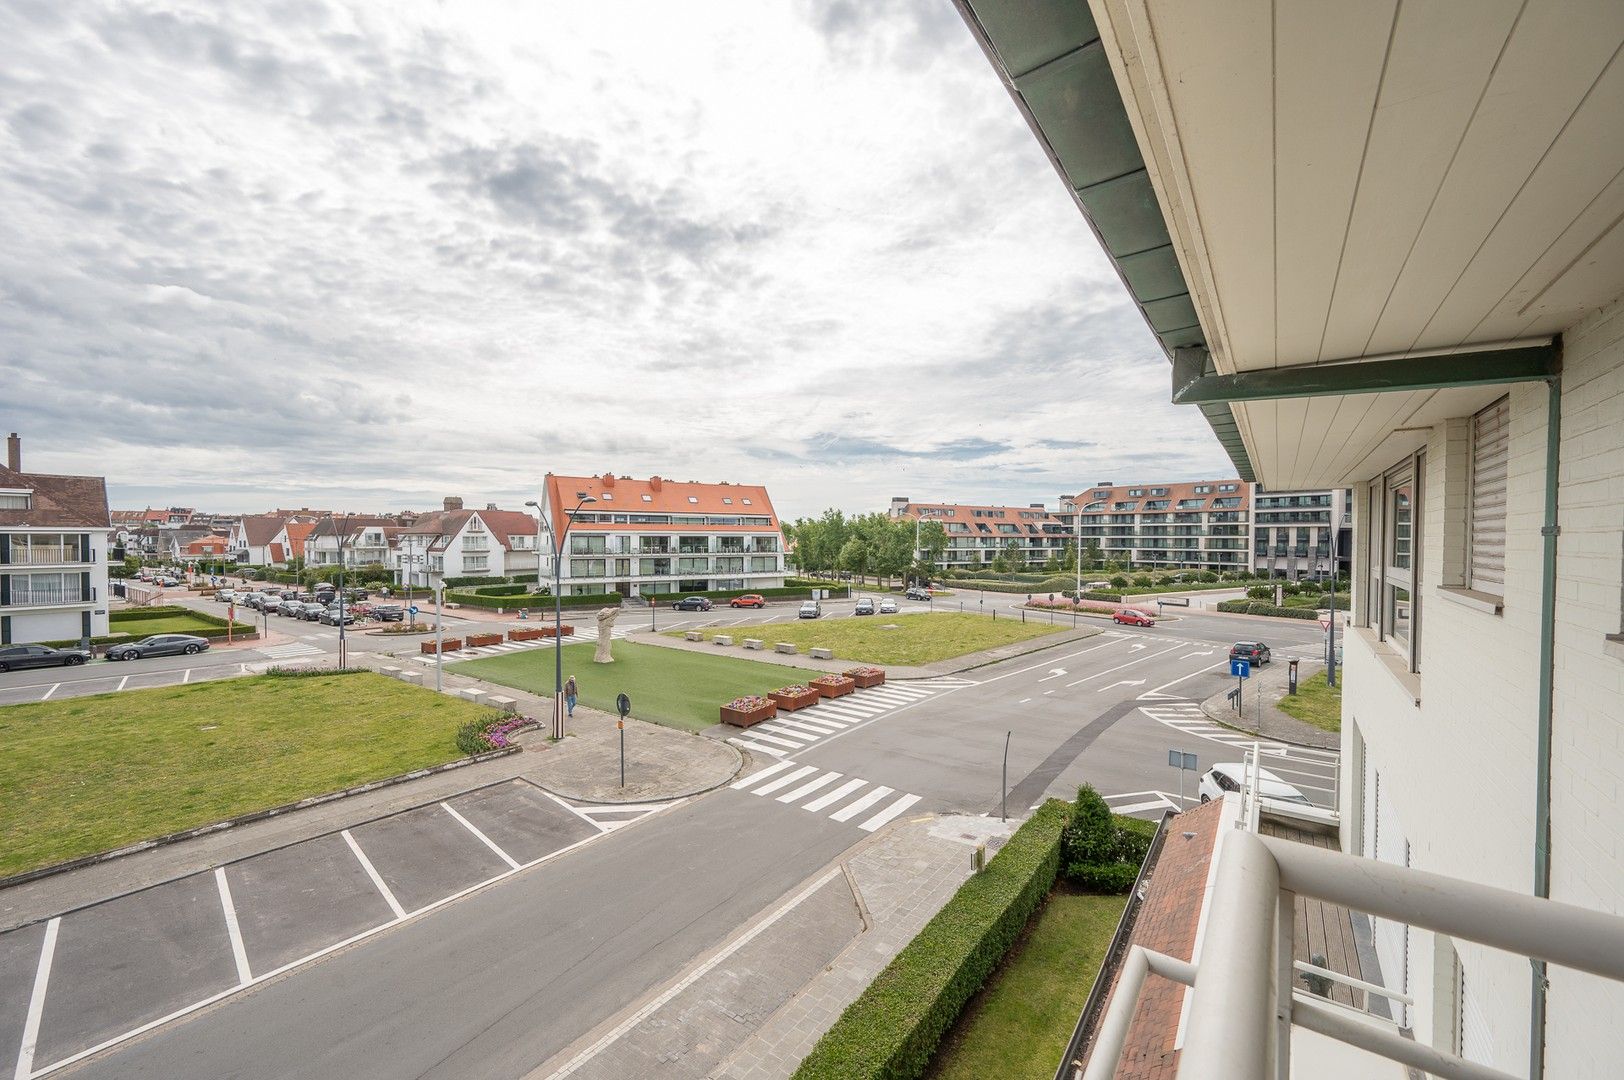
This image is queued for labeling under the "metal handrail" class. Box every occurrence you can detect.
[1292,959,1412,1007]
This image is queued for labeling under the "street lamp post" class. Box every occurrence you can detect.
[527,492,597,740]
[335,513,353,669]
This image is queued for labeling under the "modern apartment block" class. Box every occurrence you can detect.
[545,473,784,597]
[1056,480,1251,571]
[887,498,1070,569]
[958,0,1624,1073]
[1251,488,1354,581]
[0,433,113,645]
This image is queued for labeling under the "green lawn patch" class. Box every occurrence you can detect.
[0,673,493,879]
[925,885,1127,1080]
[102,612,235,637]
[1277,670,1342,733]
[665,612,1062,666]
[450,640,812,733]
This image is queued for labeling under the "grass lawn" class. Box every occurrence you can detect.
[0,672,492,878]
[451,640,813,733]
[664,612,1062,666]
[1277,670,1342,732]
[107,611,240,637]
[926,884,1128,1080]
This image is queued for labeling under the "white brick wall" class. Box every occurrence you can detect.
[1343,298,1624,1075]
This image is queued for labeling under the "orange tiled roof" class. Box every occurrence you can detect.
[546,473,779,532]
[1071,481,1248,513]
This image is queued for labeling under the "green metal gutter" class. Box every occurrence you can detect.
[1530,370,1562,1080]
[1171,343,1561,404]
[952,0,1255,481]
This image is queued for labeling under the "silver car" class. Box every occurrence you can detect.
[106,634,210,660]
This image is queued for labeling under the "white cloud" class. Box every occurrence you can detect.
[0,0,1236,519]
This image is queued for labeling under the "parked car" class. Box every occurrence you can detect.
[730,594,766,608]
[0,644,92,672]
[371,604,405,622]
[1198,763,1312,806]
[853,598,876,615]
[1113,609,1156,627]
[672,596,713,611]
[879,598,899,614]
[319,607,355,626]
[299,603,327,621]
[1229,641,1272,665]
[216,589,237,604]
[259,596,284,615]
[106,634,210,660]
[798,601,822,619]
[904,587,931,601]
[1084,580,1112,591]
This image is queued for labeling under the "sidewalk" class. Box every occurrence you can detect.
[1199,657,1338,750]
[527,811,1017,1080]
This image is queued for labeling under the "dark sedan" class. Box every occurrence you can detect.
[672,596,713,611]
[0,644,92,672]
[106,634,210,661]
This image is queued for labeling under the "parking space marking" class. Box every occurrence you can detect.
[38,684,59,702]
[341,830,406,919]
[182,669,191,684]
[440,802,521,871]
[213,869,252,985]
[539,790,610,833]
[13,917,58,1080]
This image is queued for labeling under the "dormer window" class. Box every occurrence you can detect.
[0,490,32,510]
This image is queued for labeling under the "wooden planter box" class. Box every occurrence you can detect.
[536,624,575,638]
[845,668,885,688]
[508,627,548,642]
[466,633,502,648]
[720,700,778,728]
[811,675,856,699]
[769,687,822,712]
[422,638,462,654]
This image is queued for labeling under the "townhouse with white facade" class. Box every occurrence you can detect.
[959,0,1624,1075]
[545,473,784,597]
[0,433,113,645]
[395,498,542,589]
[887,498,1069,570]
[228,512,320,566]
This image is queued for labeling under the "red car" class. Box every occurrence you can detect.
[730,594,767,608]
[1113,609,1155,627]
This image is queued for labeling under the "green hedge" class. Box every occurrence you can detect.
[472,583,530,596]
[659,585,851,603]
[444,590,622,610]
[110,605,233,628]
[945,576,1075,595]
[1216,600,1321,620]
[793,800,1070,1080]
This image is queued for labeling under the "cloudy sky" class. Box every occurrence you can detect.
[1,0,1234,519]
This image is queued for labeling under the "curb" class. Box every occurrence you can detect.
[528,739,745,805]
[0,746,521,893]
[1197,696,1339,751]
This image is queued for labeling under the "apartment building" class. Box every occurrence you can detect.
[395,498,542,589]
[958,1,1624,1073]
[304,515,403,571]
[1251,488,1353,581]
[545,473,784,597]
[1055,480,1251,571]
[887,498,1069,569]
[0,433,113,645]
[228,512,317,566]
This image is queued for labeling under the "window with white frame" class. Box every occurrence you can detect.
[1368,455,1423,669]
[1468,396,1509,596]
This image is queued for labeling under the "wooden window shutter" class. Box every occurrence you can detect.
[1469,397,1509,593]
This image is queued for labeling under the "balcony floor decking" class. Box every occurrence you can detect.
[1259,819,1378,1014]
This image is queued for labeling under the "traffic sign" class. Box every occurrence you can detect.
[1319,617,1331,631]
[616,692,631,718]
[1167,750,1197,771]
[408,605,419,616]
[1230,658,1251,678]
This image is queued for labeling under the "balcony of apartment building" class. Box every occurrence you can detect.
[2,534,95,567]
[1,573,90,608]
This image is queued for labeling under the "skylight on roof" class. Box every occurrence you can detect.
[600,493,613,500]
[742,498,752,505]
[641,494,652,502]
[722,497,732,504]
[687,496,698,503]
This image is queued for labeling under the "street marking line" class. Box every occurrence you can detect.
[976,637,1126,685]
[182,668,192,683]
[783,715,847,731]
[728,738,787,758]
[441,802,521,870]
[1018,697,1033,704]
[731,759,796,789]
[777,771,842,804]
[39,683,59,701]
[752,765,819,796]
[802,777,867,812]
[763,718,832,738]
[859,793,922,832]
[1064,642,1185,687]
[1110,798,1177,815]
[537,790,613,832]
[575,802,678,815]
[750,728,815,747]
[214,867,253,984]
[540,867,844,1079]
[14,917,59,1080]
[342,830,406,919]
[830,785,893,822]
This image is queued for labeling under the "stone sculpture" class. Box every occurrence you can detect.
[594,606,619,663]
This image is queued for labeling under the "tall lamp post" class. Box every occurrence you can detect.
[335,513,353,669]
[527,492,597,740]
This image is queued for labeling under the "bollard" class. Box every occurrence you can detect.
[972,843,986,873]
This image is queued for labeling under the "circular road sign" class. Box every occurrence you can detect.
[408,605,419,615]
[616,693,631,718]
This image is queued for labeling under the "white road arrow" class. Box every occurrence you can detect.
[1098,679,1147,693]
[1130,642,1148,651]
[1037,668,1068,682]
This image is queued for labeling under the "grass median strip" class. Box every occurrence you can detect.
[450,640,813,733]
[0,672,493,879]
[664,612,1062,666]
[1276,670,1342,733]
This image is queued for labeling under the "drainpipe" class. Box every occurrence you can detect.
[1529,362,1563,1080]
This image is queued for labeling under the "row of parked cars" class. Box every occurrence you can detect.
[218,587,404,624]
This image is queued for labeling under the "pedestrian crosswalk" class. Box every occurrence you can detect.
[732,759,924,832]
[257,640,325,659]
[725,678,968,759]
[1137,699,1340,806]
[1137,699,1293,752]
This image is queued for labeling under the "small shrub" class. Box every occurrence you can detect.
[1109,575,1130,588]
[264,666,367,678]
[1132,574,1154,587]
[1199,570,1220,582]
[1247,584,1275,599]
[1060,784,1152,893]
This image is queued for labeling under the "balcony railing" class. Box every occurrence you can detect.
[4,587,87,607]
[4,545,89,565]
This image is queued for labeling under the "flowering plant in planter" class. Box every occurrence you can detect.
[844,666,886,688]
[810,673,856,698]
[774,685,812,696]
[725,695,772,712]
[456,713,538,754]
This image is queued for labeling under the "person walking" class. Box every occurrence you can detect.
[564,675,578,718]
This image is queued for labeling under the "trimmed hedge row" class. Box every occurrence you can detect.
[1216,600,1321,620]
[110,605,234,628]
[944,576,1076,595]
[793,800,1069,1080]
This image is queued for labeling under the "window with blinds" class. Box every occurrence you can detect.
[1469,397,1510,594]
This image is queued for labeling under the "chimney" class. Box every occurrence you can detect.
[649,475,662,491]
[486,502,497,511]
[601,472,616,487]
[444,496,463,512]
[6,433,18,472]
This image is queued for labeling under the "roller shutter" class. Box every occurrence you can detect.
[1469,397,1509,593]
